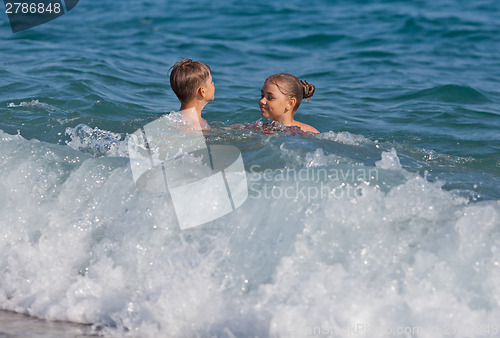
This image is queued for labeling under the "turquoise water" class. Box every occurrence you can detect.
[1,0,500,337]
[1,0,499,200]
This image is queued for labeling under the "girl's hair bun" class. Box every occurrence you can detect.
[300,80,315,99]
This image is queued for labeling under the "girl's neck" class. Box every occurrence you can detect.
[276,116,295,127]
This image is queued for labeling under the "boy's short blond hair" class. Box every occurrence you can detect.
[169,59,211,103]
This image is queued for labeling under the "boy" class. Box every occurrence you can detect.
[169,59,215,130]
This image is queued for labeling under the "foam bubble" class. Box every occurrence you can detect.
[376,148,403,170]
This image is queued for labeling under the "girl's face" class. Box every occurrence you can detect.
[259,81,294,123]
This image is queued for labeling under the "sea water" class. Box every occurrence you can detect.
[0,0,499,337]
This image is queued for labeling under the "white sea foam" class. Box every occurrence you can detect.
[375,147,403,170]
[317,130,372,145]
[7,99,46,108]
[0,130,499,337]
[65,124,128,157]
[64,114,194,158]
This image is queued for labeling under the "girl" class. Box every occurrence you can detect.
[259,73,319,134]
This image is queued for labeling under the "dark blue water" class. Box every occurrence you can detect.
[1,1,500,336]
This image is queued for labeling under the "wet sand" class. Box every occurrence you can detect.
[0,310,99,338]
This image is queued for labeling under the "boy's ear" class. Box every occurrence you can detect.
[198,86,206,98]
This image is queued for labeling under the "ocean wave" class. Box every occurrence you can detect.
[281,33,348,47]
[1,131,499,337]
[396,84,491,104]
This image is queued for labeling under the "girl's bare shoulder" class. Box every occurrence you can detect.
[295,121,319,134]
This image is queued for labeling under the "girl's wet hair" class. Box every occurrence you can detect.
[265,73,315,113]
